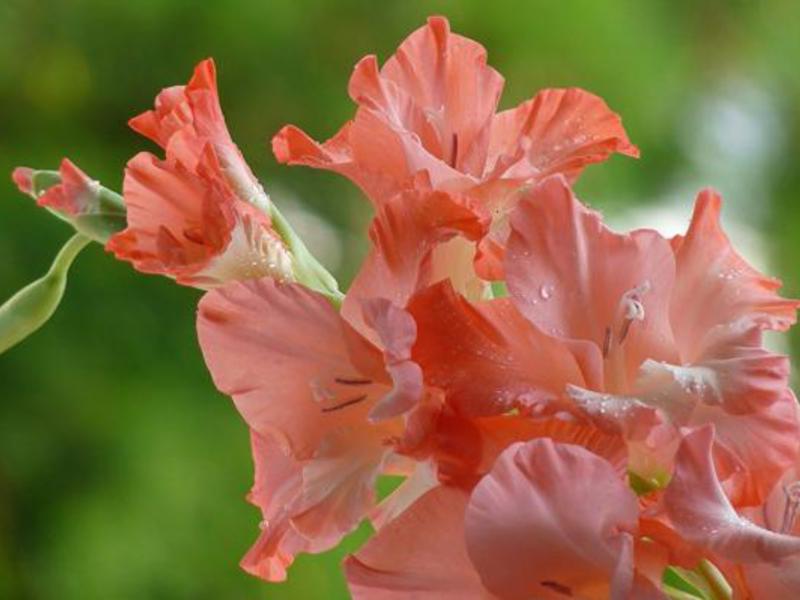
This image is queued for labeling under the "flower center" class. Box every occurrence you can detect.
[603,281,650,393]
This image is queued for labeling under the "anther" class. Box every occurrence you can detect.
[334,376,373,386]
[450,133,459,168]
[320,394,368,413]
[602,327,612,358]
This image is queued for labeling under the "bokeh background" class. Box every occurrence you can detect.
[1,0,799,598]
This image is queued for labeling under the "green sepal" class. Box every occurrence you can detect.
[269,201,343,305]
[0,234,91,354]
[662,562,733,600]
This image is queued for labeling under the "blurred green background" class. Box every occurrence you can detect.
[1,0,799,598]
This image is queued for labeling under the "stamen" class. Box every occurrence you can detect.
[334,376,373,386]
[540,581,572,596]
[602,327,612,358]
[183,227,206,245]
[780,482,800,534]
[320,394,368,413]
[450,133,459,168]
[616,283,648,345]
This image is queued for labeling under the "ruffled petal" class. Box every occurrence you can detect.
[409,280,590,416]
[108,150,289,286]
[360,298,424,421]
[375,15,504,176]
[507,174,677,390]
[691,391,800,507]
[291,425,391,544]
[240,430,310,582]
[671,189,799,361]
[344,485,492,599]
[664,426,800,563]
[197,278,381,458]
[465,439,639,599]
[342,188,488,333]
[33,159,96,216]
[486,87,639,184]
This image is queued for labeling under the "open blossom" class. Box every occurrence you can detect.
[106,59,293,288]
[273,16,638,282]
[411,174,799,508]
[346,416,681,599]
[195,184,506,578]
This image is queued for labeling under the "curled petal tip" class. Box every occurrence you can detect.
[12,167,34,196]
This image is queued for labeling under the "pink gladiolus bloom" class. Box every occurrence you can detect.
[106,59,292,288]
[402,174,797,515]
[345,417,674,598]
[665,426,800,598]
[197,277,428,578]
[194,182,503,576]
[498,175,799,504]
[273,16,638,280]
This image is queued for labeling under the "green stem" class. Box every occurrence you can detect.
[0,234,91,354]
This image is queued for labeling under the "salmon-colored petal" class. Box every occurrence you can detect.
[30,159,96,216]
[486,88,638,185]
[429,412,629,487]
[241,430,310,582]
[742,557,800,599]
[465,439,639,599]
[342,189,488,333]
[271,122,395,202]
[129,59,242,177]
[11,166,34,195]
[692,391,800,507]
[344,485,493,599]
[671,189,799,362]
[409,280,589,417]
[107,151,230,277]
[375,15,504,177]
[291,424,391,544]
[507,174,677,392]
[115,59,286,286]
[664,426,800,563]
[638,334,790,417]
[108,149,289,287]
[197,278,381,458]
[360,298,424,421]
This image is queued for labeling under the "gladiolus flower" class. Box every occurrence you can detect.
[273,16,638,279]
[106,59,295,288]
[408,174,799,508]
[504,176,799,503]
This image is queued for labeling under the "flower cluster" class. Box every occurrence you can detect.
[8,16,800,599]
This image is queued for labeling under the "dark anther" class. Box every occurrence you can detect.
[450,133,459,168]
[334,376,373,386]
[602,326,612,357]
[321,394,368,413]
[540,580,572,596]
